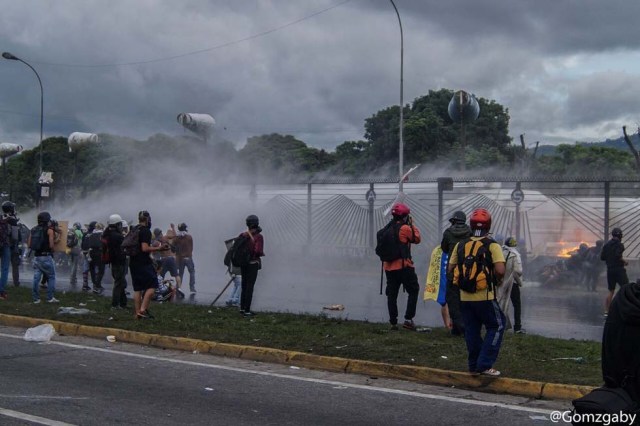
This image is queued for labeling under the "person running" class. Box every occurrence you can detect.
[448,208,505,376]
[601,227,629,316]
[130,211,167,319]
[378,203,421,331]
[440,210,471,336]
[239,215,264,317]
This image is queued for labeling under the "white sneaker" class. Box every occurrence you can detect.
[33,299,41,304]
[481,368,501,377]
[47,297,60,303]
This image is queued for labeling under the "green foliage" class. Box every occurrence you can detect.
[533,144,636,176]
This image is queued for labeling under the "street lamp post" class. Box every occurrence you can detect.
[389,0,404,192]
[2,52,44,177]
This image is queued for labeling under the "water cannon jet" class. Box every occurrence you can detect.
[0,143,23,159]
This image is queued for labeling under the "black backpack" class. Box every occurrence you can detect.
[375,221,409,262]
[121,225,142,257]
[66,230,78,248]
[224,234,252,268]
[29,225,49,252]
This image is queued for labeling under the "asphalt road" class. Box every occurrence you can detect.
[0,325,574,426]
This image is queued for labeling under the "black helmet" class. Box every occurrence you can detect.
[153,228,162,237]
[449,210,466,224]
[37,211,51,223]
[612,227,623,238]
[246,214,259,228]
[73,222,82,230]
[1,201,15,215]
[178,223,187,231]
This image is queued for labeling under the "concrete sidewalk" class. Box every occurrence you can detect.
[0,313,594,401]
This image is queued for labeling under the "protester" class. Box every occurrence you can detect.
[174,222,196,293]
[448,208,505,376]
[29,211,59,303]
[224,236,241,307]
[602,280,640,403]
[601,227,629,316]
[377,203,421,331]
[0,201,20,298]
[496,237,525,334]
[103,214,128,309]
[84,222,106,294]
[67,222,83,287]
[584,240,604,292]
[80,221,96,292]
[130,210,167,319]
[440,210,471,336]
[153,225,183,299]
[239,214,264,317]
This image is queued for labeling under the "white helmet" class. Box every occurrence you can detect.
[108,213,123,225]
[121,220,129,229]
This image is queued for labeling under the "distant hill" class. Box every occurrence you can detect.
[534,133,640,156]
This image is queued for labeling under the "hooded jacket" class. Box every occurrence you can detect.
[440,223,472,256]
[602,282,640,401]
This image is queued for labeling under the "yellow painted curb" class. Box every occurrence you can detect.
[0,314,595,400]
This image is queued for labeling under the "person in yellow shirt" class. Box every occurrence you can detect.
[380,203,421,331]
[447,208,505,376]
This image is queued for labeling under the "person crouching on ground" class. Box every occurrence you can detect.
[448,208,505,376]
[130,211,168,319]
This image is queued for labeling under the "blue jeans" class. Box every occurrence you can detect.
[226,275,241,305]
[32,255,56,301]
[178,257,196,290]
[460,299,506,373]
[0,245,10,294]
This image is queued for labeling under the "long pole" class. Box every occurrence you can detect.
[389,0,404,192]
[16,59,44,176]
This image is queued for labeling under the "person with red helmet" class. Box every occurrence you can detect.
[375,202,421,330]
[447,208,506,376]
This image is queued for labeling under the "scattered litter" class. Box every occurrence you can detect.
[87,299,97,302]
[332,386,348,390]
[108,317,114,321]
[253,339,261,342]
[204,387,214,391]
[208,310,212,313]
[106,335,116,343]
[78,303,87,306]
[410,358,415,362]
[193,350,199,354]
[335,345,348,349]
[57,307,95,315]
[416,327,432,333]
[289,366,301,370]
[537,357,585,364]
[322,304,345,311]
[24,324,56,342]
[441,356,448,359]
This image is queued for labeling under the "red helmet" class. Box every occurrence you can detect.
[391,202,410,217]
[470,208,491,231]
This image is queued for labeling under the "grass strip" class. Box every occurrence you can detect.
[0,286,601,386]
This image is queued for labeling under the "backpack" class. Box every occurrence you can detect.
[83,232,103,262]
[571,387,639,425]
[453,237,496,293]
[66,230,78,248]
[100,235,111,264]
[29,225,49,252]
[223,234,252,268]
[121,225,142,257]
[375,221,410,262]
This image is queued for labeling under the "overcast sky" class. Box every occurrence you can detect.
[1,0,640,152]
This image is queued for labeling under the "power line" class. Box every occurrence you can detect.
[30,0,354,68]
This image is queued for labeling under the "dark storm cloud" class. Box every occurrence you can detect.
[1,0,639,151]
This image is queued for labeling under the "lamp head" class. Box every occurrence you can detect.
[2,52,18,60]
